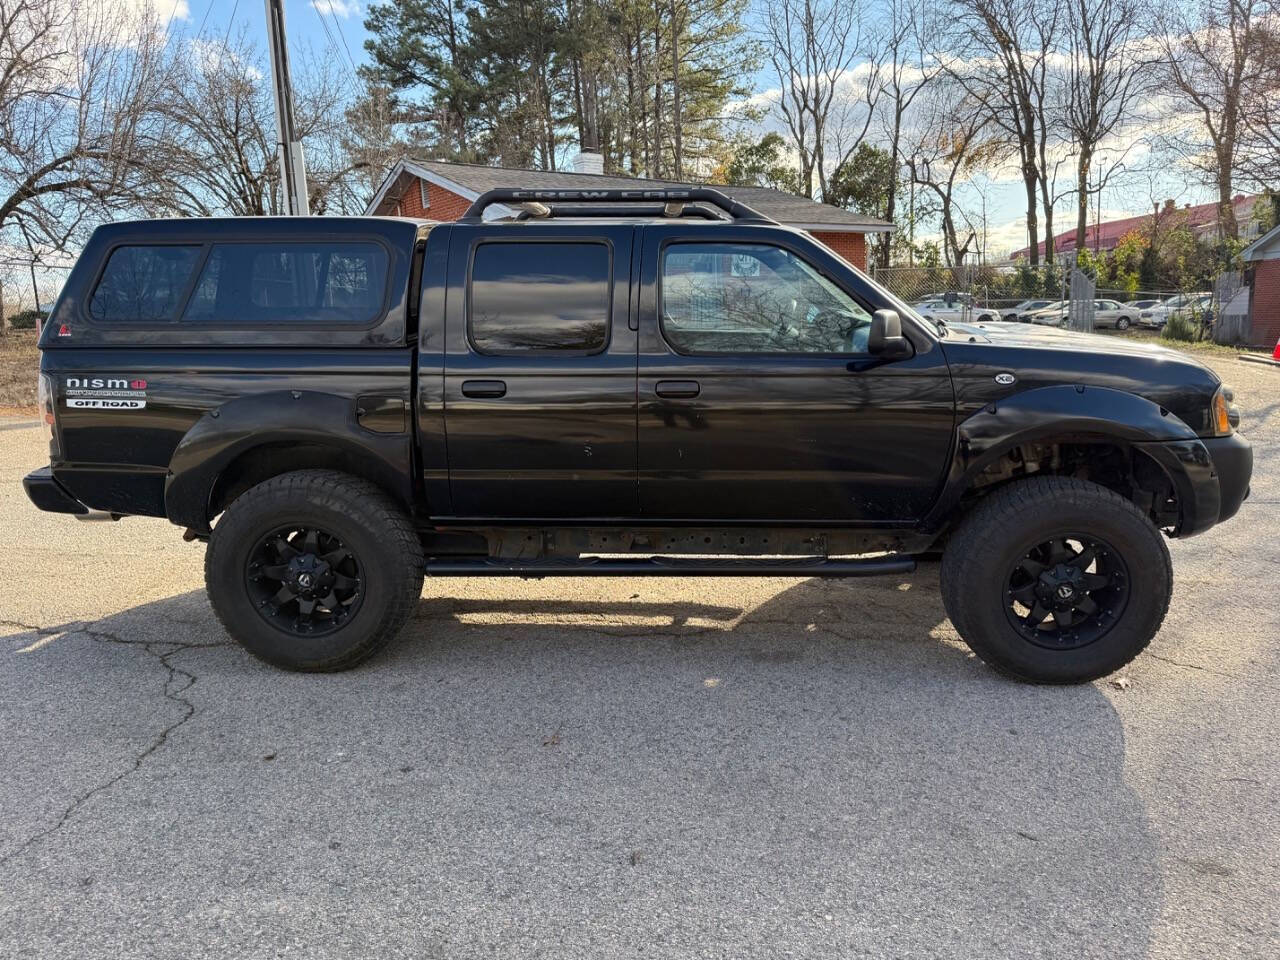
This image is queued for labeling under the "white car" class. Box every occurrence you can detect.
[912,299,1000,323]
[1140,293,1211,329]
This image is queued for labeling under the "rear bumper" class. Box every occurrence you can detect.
[23,466,89,516]
[1134,433,1252,537]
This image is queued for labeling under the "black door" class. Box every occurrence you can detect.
[441,224,638,520]
[636,225,955,523]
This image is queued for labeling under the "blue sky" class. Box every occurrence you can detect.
[165,0,1221,258]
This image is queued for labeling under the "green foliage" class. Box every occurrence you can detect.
[722,133,801,193]
[362,0,758,175]
[825,143,896,219]
[6,309,45,330]
[1161,312,1200,342]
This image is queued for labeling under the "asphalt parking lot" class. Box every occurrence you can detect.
[1,353,1277,959]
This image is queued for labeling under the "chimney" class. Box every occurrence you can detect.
[572,150,604,176]
[1163,199,1175,212]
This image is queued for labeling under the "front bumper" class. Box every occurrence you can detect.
[23,466,89,515]
[1134,433,1252,537]
[1202,433,1253,524]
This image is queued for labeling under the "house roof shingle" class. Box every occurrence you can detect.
[367,157,894,232]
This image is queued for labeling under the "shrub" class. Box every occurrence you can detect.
[1161,312,1199,342]
[6,309,46,330]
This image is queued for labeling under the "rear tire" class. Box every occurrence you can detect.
[940,477,1172,684]
[205,470,424,672]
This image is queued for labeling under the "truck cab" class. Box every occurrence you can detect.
[25,189,1253,683]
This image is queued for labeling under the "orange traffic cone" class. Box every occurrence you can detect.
[1273,336,1280,361]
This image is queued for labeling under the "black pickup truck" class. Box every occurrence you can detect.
[24,189,1252,683]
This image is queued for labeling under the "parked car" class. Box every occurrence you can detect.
[24,188,1252,684]
[1140,293,1212,329]
[1022,300,1070,326]
[1004,298,1055,322]
[913,299,1000,324]
[1091,299,1139,330]
[1124,299,1162,312]
[917,291,973,306]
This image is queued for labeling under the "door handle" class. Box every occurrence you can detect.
[461,379,507,399]
[655,380,700,399]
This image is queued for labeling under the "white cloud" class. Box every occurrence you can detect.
[311,0,360,18]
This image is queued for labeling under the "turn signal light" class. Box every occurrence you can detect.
[1211,388,1232,436]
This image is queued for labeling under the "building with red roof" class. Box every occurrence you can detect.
[1012,194,1268,262]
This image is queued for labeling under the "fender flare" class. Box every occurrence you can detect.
[923,384,1203,531]
[164,391,414,533]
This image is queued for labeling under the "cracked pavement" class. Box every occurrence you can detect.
[1,353,1277,959]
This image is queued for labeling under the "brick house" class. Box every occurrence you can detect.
[1242,224,1280,349]
[364,156,893,271]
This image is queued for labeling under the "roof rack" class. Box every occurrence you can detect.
[513,203,726,222]
[458,187,778,225]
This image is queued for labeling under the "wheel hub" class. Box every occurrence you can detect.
[286,554,332,597]
[1004,536,1130,650]
[244,526,364,637]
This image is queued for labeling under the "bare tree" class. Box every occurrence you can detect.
[905,79,1003,266]
[870,0,936,267]
[760,0,879,199]
[1063,0,1150,258]
[0,0,167,254]
[1230,0,1280,197]
[142,29,367,217]
[1155,0,1271,240]
[945,0,1062,265]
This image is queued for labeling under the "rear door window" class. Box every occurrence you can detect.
[89,245,202,322]
[183,241,390,325]
[468,242,611,354]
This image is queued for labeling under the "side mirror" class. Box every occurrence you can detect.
[868,309,912,359]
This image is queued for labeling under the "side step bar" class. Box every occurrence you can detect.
[425,555,916,578]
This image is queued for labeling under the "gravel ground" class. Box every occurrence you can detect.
[1,353,1276,959]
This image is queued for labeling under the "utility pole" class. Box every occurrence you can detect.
[264,0,309,215]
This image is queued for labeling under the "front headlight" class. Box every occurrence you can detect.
[1210,386,1235,436]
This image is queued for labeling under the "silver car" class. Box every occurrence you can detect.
[1140,293,1212,328]
[1004,298,1055,322]
[1022,300,1069,326]
[1092,299,1139,330]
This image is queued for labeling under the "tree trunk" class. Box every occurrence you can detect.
[652,10,662,178]
[1074,150,1091,259]
[671,1,682,179]
[1023,164,1040,268]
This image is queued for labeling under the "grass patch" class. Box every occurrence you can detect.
[0,330,39,410]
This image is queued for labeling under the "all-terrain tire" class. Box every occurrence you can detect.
[940,476,1172,684]
[205,470,424,672]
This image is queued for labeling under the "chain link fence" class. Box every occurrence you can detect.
[869,263,1189,332]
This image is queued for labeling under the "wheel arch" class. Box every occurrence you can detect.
[924,385,1201,534]
[165,391,417,534]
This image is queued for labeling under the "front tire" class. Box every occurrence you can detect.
[940,477,1172,684]
[205,470,424,671]
[1116,316,1131,330]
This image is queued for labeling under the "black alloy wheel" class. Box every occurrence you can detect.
[1004,535,1129,650]
[245,525,364,636]
[206,469,424,671]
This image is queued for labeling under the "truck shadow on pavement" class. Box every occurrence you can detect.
[1,566,1162,957]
